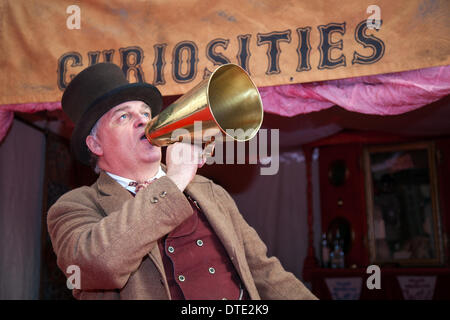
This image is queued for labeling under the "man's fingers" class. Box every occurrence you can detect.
[168,141,215,166]
[202,141,216,159]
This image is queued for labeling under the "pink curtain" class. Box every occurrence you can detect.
[260,65,450,117]
[1,65,449,142]
[0,102,61,142]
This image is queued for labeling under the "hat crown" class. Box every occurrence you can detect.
[62,63,129,124]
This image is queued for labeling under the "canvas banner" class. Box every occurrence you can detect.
[1,0,449,105]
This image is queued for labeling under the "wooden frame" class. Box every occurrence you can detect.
[363,141,444,266]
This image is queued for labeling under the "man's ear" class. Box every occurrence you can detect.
[86,135,103,156]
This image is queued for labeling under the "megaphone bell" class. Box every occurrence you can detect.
[145,64,264,147]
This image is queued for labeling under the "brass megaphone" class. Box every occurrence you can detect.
[145,63,263,147]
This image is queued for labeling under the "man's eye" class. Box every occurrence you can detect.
[119,114,128,120]
[143,112,150,118]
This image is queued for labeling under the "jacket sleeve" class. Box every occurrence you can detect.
[47,176,193,291]
[212,183,318,300]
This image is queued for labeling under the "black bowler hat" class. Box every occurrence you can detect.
[61,63,162,165]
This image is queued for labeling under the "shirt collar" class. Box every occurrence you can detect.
[105,166,166,194]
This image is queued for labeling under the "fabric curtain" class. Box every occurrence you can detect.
[0,119,46,299]
[260,65,450,116]
[230,149,321,281]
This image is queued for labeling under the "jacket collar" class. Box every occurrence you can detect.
[95,165,212,215]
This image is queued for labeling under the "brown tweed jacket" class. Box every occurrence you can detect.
[47,171,317,300]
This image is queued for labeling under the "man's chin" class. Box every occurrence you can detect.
[140,156,161,164]
[138,149,162,164]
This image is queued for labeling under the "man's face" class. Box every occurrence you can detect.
[89,100,161,173]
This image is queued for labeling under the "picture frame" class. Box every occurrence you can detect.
[363,141,445,266]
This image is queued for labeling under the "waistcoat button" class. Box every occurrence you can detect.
[150,197,159,203]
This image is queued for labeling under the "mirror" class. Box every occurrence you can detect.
[363,141,444,266]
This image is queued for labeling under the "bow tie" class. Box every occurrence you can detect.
[128,180,153,193]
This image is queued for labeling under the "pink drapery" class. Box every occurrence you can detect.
[259,65,450,117]
[1,65,449,142]
[0,102,61,142]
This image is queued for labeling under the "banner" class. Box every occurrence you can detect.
[1,0,449,105]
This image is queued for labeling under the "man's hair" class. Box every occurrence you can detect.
[88,120,101,174]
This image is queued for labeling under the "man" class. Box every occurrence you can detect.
[48,62,317,300]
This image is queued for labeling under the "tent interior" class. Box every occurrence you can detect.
[1,90,449,300]
[1,0,449,301]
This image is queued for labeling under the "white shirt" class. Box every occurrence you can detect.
[106,166,166,194]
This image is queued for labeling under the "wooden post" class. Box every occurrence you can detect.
[302,146,318,281]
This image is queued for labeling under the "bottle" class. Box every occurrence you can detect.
[335,229,345,268]
[339,243,345,268]
[335,229,342,248]
[330,241,339,269]
[330,238,345,269]
[321,233,330,268]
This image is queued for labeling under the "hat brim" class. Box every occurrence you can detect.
[71,82,162,165]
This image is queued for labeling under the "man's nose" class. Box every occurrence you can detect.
[134,114,149,128]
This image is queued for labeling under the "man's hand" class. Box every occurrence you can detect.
[165,142,208,192]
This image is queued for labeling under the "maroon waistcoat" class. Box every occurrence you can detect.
[157,194,248,300]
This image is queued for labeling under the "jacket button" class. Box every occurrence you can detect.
[208,267,215,274]
[196,239,203,247]
[150,197,159,203]
[160,191,167,198]
[168,246,174,253]
[178,275,185,282]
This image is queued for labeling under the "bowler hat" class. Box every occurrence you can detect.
[61,63,162,165]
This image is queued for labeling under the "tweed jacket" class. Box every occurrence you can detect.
[47,170,317,300]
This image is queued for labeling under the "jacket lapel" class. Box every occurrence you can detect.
[185,178,247,281]
[95,171,132,216]
[94,171,169,294]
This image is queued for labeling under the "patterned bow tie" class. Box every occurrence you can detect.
[128,180,153,193]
